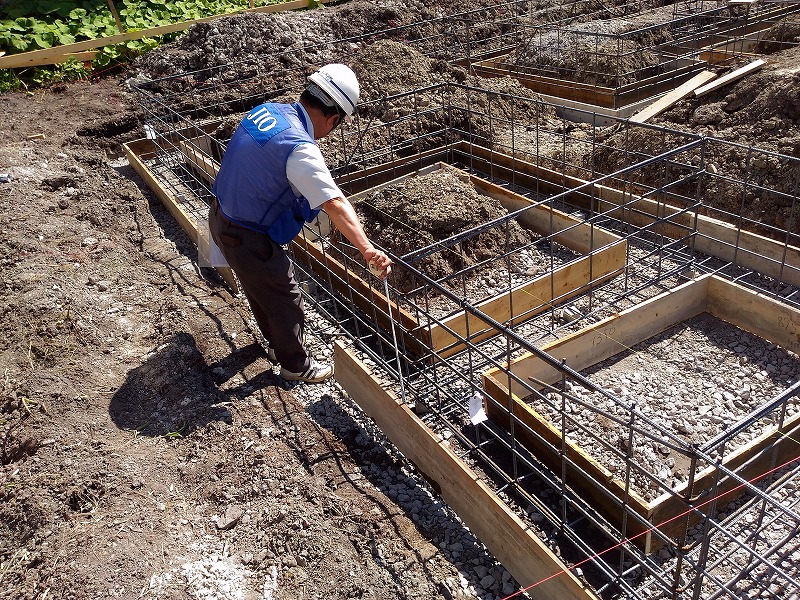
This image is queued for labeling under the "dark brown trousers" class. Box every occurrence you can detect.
[209,200,309,372]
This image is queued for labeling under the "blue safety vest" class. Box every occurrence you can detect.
[212,102,321,244]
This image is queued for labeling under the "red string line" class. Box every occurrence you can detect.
[502,433,800,600]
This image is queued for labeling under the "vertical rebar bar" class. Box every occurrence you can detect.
[673,445,701,598]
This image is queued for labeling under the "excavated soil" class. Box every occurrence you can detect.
[2,1,800,599]
[351,165,531,292]
[506,13,675,87]
[591,47,800,235]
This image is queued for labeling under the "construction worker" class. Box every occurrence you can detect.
[210,63,392,383]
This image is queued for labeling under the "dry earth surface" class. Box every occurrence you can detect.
[2,1,800,599]
[0,77,512,600]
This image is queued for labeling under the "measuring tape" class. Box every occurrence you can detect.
[370,261,409,407]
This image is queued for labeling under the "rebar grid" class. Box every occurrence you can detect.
[133,59,800,598]
[465,3,800,110]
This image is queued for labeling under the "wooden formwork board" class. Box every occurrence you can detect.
[333,341,600,600]
[628,70,717,123]
[470,60,617,108]
[482,274,800,552]
[472,56,707,110]
[458,142,800,287]
[590,180,800,287]
[123,138,239,293]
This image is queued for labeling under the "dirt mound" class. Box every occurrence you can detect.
[656,47,800,157]
[132,0,519,84]
[353,165,530,289]
[350,39,464,101]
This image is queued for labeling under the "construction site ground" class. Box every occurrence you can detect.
[1,2,799,599]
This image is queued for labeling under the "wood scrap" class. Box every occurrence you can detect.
[693,60,765,97]
[629,70,717,123]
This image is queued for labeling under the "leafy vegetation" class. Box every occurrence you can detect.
[0,0,286,90]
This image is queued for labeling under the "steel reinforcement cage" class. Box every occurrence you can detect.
[465,2,800,112]
[131,49,800,600]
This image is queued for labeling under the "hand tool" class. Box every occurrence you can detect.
[369,260,409,407]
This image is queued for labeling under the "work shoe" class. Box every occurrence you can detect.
[280,361,334,383]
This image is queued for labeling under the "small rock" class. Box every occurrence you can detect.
[216,506,243,530]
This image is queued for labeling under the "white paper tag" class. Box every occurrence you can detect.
[468,392,488,425]
[197,217,229,268]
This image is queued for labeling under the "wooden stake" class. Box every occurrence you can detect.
[106,0,125,34]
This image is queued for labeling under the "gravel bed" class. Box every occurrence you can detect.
[528,312,800,502]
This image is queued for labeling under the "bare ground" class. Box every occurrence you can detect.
[0,79,493,600]
[2,3,800,600]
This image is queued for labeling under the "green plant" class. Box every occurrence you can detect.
[0,0,289,91]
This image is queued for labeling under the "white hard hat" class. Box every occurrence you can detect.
[307,64,360,116]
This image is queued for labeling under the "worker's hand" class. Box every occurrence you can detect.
[363,247,392,281]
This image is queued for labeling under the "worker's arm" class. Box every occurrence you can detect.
[322,196,392,279]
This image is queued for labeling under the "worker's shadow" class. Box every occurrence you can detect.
[109,333,277,437]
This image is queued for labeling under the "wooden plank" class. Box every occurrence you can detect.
[487,275,710,399]
[0,0,325,69]
[338,146,452,195]
[334,342,599,599]
[431,244,627,355]
[179,139,220,181]
[699,47,762,65]
[629,70,717,123]
[593,184,800,287]
[474,175,621,252]
[707,275,800,355]
[452,144,576,199]
[123,139,239,293]
[693,60,765,97]
[13,51,98,68]
[471,60,617,108]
